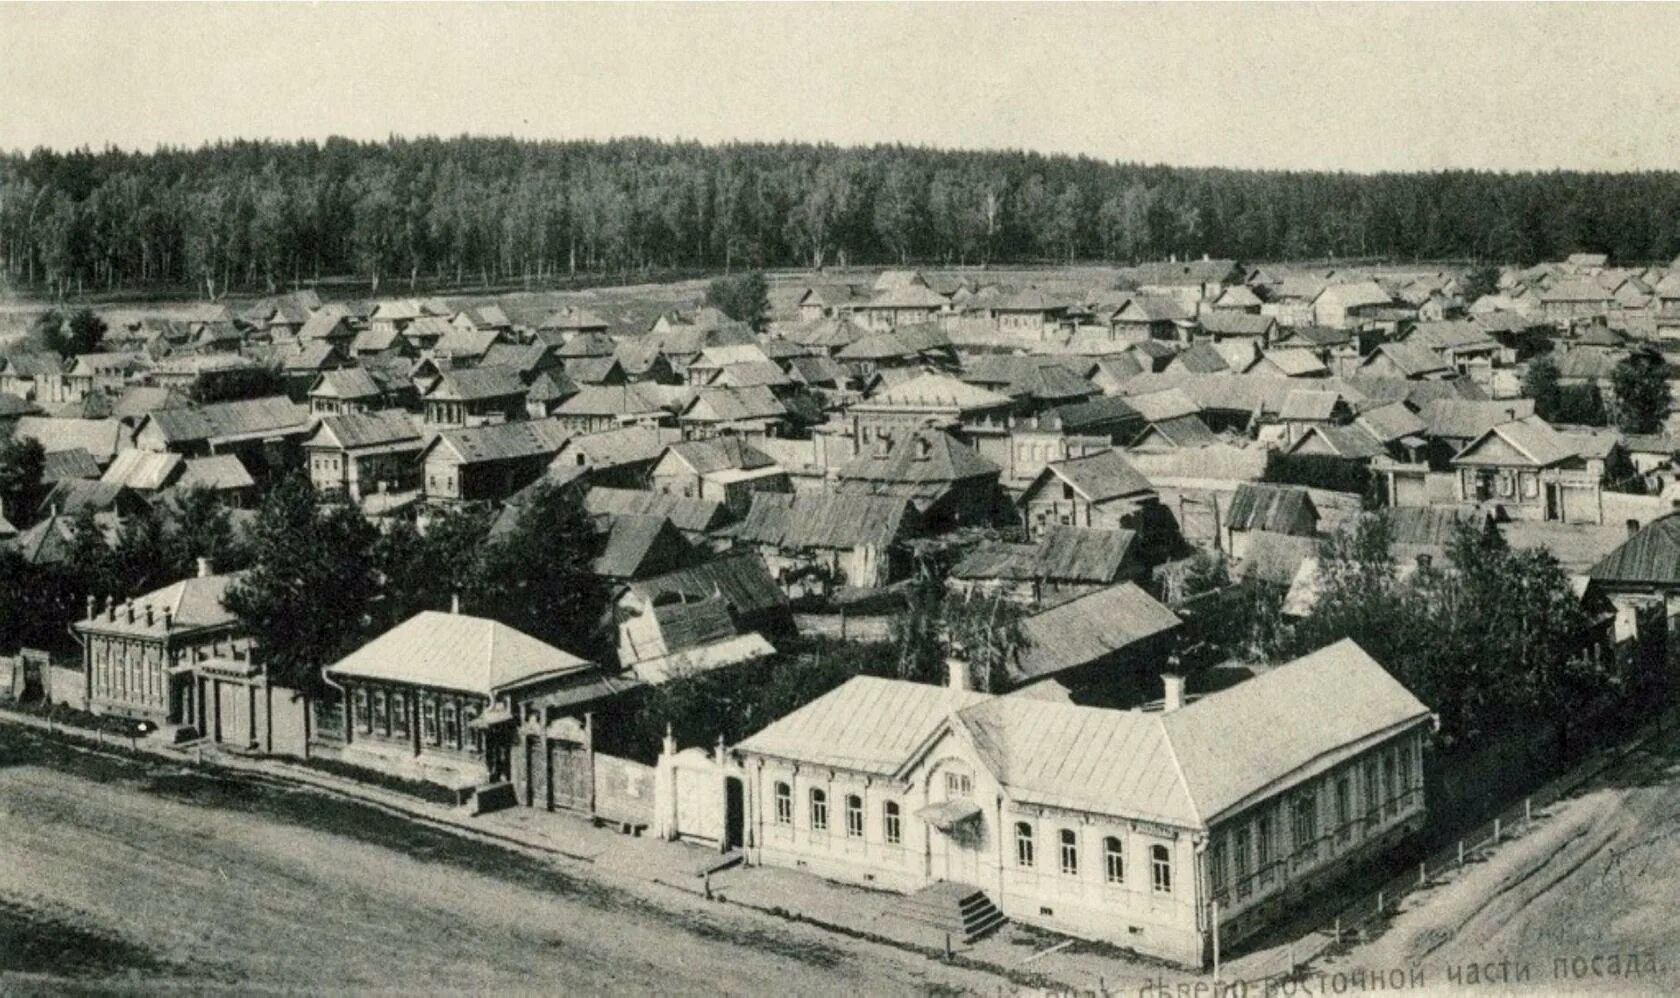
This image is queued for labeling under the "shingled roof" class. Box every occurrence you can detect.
[1589,514,1680,586]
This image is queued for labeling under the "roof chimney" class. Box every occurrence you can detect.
[1505,408,1516,422]
[144,604,155,627]
[1161,673,1185,713]
[196,556,212,578]
[126,602,135,624]
[451,591,461,615]
[162,607,173,631]
[85,594,96,620]
[946,655,970,693]
[1627,518,1642,537]
[105,597,115,622]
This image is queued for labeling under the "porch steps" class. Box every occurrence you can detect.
[893,881,1007,944]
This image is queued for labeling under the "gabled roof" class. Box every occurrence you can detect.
[736,675,991,775]
[783,317,872,350]
[297,312,353,343]
[426,420,570,465]
[310,367,382,400]
[1200,309,1273,337]
[1419,398,1535,441]
[1362,342,1452,378]
[682,385,787,423]
[177,454,255,492]
[1227,483,1319,534]
[425,366,527,402]
[622,552,787,620]
[1013,581,1179,679]
[1589,514,1680,586]
[837,430,1000,487]
[1288,424,1386,460]
[431,328,502,361]
[1279,389,1343,422]
[100,448,183,491]
[40,447,101,482]
[1453,414,1578,468]
[954,525,1139,586]
[538,305,610,333]
[554,425,676,467]
[1408,321,1497,354]
[732,491,913,551]
[1541,279,1615,304]
[665,437,776,475]
[1037,449,1153,502]
[1124,259,1241,287]
[308,411,423,451]
[141,397,310,446]
[13,416,130,460]
[585,487,730,535]
[554,332,619,358]
[869,283,950,310]
[1314,280,1392,310]
[865,372,1011,411]
[593,514,686,579]
[325,610,594,697]
[1356,401,1427,443]
[1260,349,1329,378]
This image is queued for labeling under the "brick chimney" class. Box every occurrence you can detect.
[1161,673,1186,713]
[144,604,155,627]
[946,655,970,693]
[196,556,212,578]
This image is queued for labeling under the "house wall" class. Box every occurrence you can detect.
[334,679,492,788]
[1020,491,1139,539]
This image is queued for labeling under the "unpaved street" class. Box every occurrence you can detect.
[0,730,1007,994]
[1315,726,1680,993]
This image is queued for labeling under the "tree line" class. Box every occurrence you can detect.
[6,137,1680,299]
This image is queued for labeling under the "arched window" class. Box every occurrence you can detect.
[372,690,389,736]
[1015,822,1035,868]
[845,794,864,838]
[773,782,792,825]
[1150,844,1173,894]
[809,788,828,831]
[1104,836,1124,884]
[883,800,902,845]
[1059,829,1079,876]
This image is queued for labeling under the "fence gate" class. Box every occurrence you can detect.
[548,736,592,812]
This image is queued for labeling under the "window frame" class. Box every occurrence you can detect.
[1103,835,1124,884]
[1150,843,1173,895]
[809,788,829,831]
[844,793,864,839]
[1015,821,1036,869]
[773,782,793,826]
[1058,828,1079,877]
[883,800,902,845]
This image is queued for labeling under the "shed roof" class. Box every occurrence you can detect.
[1227,483,1320,535]
[732,491,912,551]
[1041,449,1153,502]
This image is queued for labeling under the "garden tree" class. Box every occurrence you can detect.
[470,480,608,657]
[889,564,947,684]
[1555,382,1608,427]
[0,434,45,524]
[1154,549,1231,608]
[56,308,107,356]
[107,504,172,597]
[27,308,64,351]
[61,508,119,603]
[160,486,249,577]
[187,362,287,404]
[1610,351,1672,434]
[1263,451,1376,506]
[1459,265,1501,303]
[372,504,490,629]
[0,547,80,653]
[705,271,770,332]
[943,591,1025,693]
[224,475,381,692]
[872,161,923,265]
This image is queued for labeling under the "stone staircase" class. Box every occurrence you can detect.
[892,881,1006,944]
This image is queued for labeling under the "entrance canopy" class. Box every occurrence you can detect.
[916,798,982,832]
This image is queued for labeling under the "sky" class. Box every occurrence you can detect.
[2,2,1678,173]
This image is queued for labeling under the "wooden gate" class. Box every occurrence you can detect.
[549,739,592,812]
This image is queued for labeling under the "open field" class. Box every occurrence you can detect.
[0,725,1009,995]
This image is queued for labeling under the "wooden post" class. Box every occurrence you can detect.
[1211,900,1220,986]
[1525,798,1532,827]
[1376,890,1384,914]
[1494,817,1501,843]
[1419,861,1427,887]
[944,932,953,961]
[1458,840,1464,866]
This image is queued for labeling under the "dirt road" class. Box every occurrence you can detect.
[1316,726,1680,993]
[0,736,1009,994]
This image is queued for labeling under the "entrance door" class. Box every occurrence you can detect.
[549,741,591,812]
[724,776,745,850]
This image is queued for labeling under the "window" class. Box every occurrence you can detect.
[353,689,371,732]
[1383,750,1399,817]
[810,788,828,831]
[1210,838,1228,899]
[845,794,864,838]
[1059,829,1079,876]
[1062,483,1075,500]
[442,703,459,748]
[390,693,409,739]
[1015,822,1036,868]
[1363,757,1380,824]
[1398,739,1414,803]
[1232,827,1252,900]
[1150,844,1173,894]
[1103,836,1124,884]
[1292,790,1319,861]
[774,782,792,825]
[884,800,902,845]
[1256,810,1275,887]
[372,691,389,736]
[1335,775,1352,844]
[944,771,973,799]
[463,705,482,754]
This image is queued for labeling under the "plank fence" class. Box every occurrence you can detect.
[1222,705,1675,992]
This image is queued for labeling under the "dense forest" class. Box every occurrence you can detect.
[4,136,1680,298]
